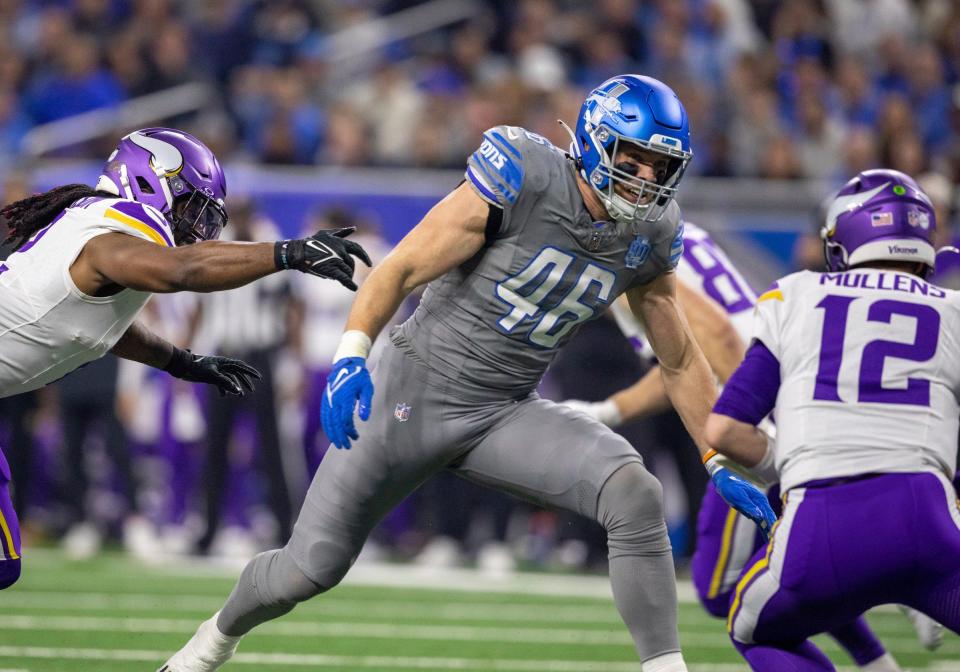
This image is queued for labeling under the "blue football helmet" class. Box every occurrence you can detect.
[567,75,692,224]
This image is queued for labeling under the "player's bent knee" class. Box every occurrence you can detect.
[598,462,670,557]
[698,591,733,619]
[294,538,358,591]
[252,549,324,608]
[0,559,21,590]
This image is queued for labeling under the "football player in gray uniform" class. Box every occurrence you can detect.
[162,75,775,672]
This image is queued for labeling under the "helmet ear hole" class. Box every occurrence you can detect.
[135,176,155,194]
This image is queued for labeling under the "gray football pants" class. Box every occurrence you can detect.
[218,338,680,662]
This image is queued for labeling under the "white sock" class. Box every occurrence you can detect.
[204,612,241,650]
[860,652,902,672]
[642,651,687,672]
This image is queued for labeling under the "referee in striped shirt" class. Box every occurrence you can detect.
[191,201,300,554]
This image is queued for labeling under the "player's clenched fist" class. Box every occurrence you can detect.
[321,356,374,449]
[275,226,372,290]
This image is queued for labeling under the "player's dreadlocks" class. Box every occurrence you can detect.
[1,184,110,251]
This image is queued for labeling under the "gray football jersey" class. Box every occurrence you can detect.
[395,125,683,397]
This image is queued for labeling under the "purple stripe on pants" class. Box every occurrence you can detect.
[731,472,960,670]
[0,445,22,588]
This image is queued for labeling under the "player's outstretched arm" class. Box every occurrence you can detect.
[110,321,262,397]
[627,274,776,536]
[625,272,718,455]
[322,183,489,449]
[75,227,370,294]
[566,279,746,427]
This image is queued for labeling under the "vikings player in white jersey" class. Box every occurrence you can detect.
[706,169,960,670]
[564,221,905,670]
[0,128,370,590]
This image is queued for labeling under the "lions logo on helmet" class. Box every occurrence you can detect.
[562,75,692,226]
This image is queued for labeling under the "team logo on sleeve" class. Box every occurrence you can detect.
[625,234,650,268]
[394,402,411,422]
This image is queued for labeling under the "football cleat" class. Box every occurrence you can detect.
[899,605,943,651]
[157,612,240,672]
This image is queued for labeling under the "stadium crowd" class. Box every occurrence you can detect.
[2,0,960,572]
[0,0,959,183]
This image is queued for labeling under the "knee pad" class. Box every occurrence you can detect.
[252,549,324,607]
[598,463,670,558]
[0,559,21,590]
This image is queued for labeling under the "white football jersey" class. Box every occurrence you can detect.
[754,268,960,491]
[611,222,758,359]
[0,196,175,398]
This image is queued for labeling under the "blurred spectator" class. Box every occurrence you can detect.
[882,130,927,177]
[794,93,845,179]
[824,0,915,57]
[56,355,155,560]
[320,103,371,166]
[190,201,298,554]
[759,133,804,179]
[24,33,123,124]
[907,42,951,152]
[841,126,880,176]
[834,56,880,127]
[293,207,392,474]
[346,63,425,165]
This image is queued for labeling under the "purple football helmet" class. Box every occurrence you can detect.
[96,128,227,245]
[822,169,936,274]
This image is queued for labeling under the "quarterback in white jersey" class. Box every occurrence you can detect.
[707,169,960,670]
[0,127,370,591]
[563,223,903,669]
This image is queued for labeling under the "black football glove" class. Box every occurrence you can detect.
[274,226,373,291]
[163,348,262,397]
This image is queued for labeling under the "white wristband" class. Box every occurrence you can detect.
[333,330,372,362]
[595,399,623,427]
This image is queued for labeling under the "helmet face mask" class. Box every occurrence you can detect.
[170,186,228,245]
[820,169,936,275]
[588,131,690,224]
[570,75,692,225]
[97,128,228,245]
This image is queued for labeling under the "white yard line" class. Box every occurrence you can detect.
[0,614,952,653]
[0,646,863,671]
[2,588,927,634]
[4,590,624,623]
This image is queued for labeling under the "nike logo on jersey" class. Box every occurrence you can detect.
[326,365,363,404]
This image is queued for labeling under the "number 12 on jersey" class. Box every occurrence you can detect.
[814,296,940,406]
[495,247,616,348]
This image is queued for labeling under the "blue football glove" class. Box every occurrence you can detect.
[711,465,778,540]
[321,357,374,450]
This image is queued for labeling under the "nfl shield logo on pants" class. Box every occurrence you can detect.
[394,402,411,422]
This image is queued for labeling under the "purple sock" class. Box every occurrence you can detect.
[734,638,835,671]
[828,617,886,666]
[0,558,21,590]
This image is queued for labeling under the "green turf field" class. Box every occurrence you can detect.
[0,549,956,671]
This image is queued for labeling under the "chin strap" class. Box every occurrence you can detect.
[557,119,583,170]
